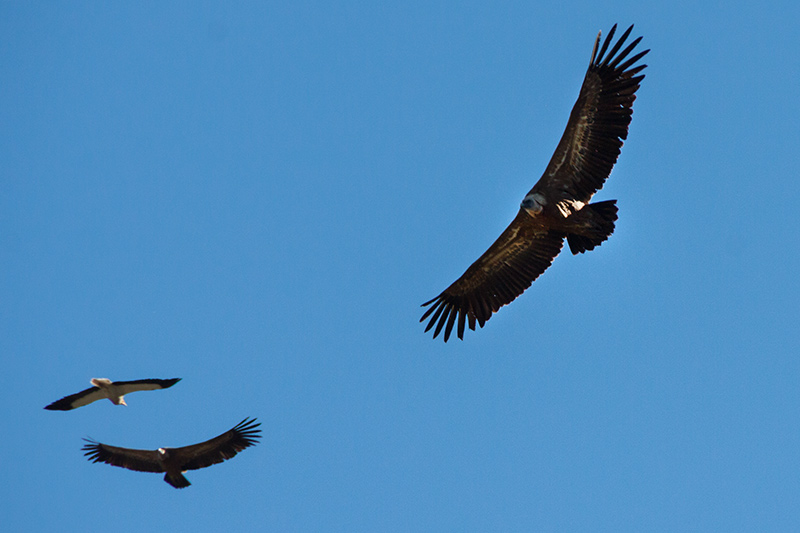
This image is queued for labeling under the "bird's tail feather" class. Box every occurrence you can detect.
[165,473,191,489]
[565,200,618,255]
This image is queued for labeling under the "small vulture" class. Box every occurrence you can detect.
[82,417,261,488]
[421,24,648,341]
[44,377,181,411]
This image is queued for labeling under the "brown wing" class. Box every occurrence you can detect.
[421,212,564,341]
[170,418,261,472]
[529,24,648,204]
[83,440,165,473]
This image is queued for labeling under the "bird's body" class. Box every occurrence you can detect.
[421,24,648,341]
[44,378,181,411]
[156,448,192,489]
[82,418,261,488]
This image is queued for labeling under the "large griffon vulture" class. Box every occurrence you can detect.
[82,417,261,488]
[44,377,181,411]
[421,24,648,341]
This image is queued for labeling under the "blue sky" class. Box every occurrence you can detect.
[2,1,799,531]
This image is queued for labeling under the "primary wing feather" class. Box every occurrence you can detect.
[530,24,649,203]
[173,418,262,471]
[82,441,164,473]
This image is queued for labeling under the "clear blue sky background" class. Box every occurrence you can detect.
[2,1,799,531]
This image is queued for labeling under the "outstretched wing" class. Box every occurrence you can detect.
[529,24,648,204]
[172,418,262,472]
[82,441,165,473]
[44,386,103,411]
[421,212,564,342]
[112,378,182,396]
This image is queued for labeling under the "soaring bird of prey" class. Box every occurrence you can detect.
[44,378,181,411]
[82,418,261,488]
[421,24,648,341]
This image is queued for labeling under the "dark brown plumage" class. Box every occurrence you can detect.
[421,24,648,341]
[82,418,261,488]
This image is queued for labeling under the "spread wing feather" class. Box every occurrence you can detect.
[530,24,649,203]
[421,212,564,341]
[82,441,165,473]
[174,418,262,471]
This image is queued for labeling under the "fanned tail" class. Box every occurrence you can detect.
[165,472,191,489]
[566,200,618,254]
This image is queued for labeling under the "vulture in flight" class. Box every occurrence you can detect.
[421,24,648,341]
[44,377,181,411]
[82,417,261,488]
